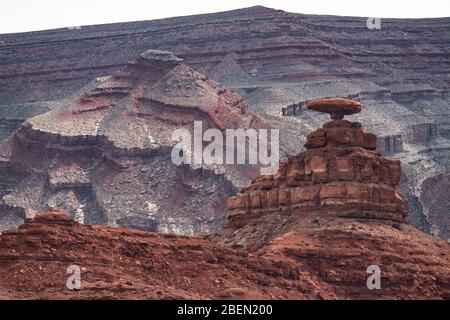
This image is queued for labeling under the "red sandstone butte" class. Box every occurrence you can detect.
[227,98,405,223]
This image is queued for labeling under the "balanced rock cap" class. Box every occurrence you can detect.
[139,49,183,64]
[307,98,362,120]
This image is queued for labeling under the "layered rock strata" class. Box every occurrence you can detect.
[0,50,265,234]
[1,200,448,299]
[0,210,336,300]
[227,98,408,224]
[0,6,449,239]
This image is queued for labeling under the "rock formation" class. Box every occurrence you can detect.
[0,102,448,299]
[0,165,448,299]
[0,6,449,239]
[227,98,408,225]
[0,50,265,234]
[0,210,337,300]
[212,101,450,299]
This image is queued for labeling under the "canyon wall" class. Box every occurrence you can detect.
[0,6,449,238]
[0,50,265,235]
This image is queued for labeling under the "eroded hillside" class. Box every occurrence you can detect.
[0,6,449,238]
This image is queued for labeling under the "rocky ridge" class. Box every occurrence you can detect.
[0,50,264,235]
[0,211,333,300]
[0,6,449,238]
[0,102,448,299]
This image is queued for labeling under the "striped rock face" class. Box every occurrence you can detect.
[227,100,408,224]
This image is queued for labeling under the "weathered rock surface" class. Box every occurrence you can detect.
[420,173,450,239]
[227,99,407,224]
[212,211,450,300]
[212,107,450,299]
[0,207,448,299]
[0,6,449,238]
[0,210,336,300]
[0,50,265,235]
[307,98,362,119]
[0,107,448,300]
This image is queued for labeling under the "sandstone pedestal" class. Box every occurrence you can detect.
[227,98,408,223]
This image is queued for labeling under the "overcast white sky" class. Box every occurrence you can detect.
[1,0,450,34]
